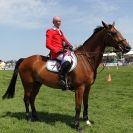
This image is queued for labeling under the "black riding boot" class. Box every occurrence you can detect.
[59,61,72,90]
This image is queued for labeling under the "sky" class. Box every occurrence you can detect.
[0,0,133,61]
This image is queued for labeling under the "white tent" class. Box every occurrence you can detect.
[103,52,117,57]
[124,51,133,56]
[0,61,6,70]
[124,51,133,64]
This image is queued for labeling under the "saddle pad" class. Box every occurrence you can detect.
[46,52,77,72]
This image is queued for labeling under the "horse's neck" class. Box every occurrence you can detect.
[76,30,106,71]
[84,30,106,53]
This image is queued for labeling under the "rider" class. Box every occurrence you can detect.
[46,16,73,90]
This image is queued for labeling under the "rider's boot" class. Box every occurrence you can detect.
[59,61,71,90]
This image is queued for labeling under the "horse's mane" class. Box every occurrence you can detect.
[83,26,104,45]
[74,24,112,50]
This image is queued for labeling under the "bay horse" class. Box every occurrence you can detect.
[2,21,131,130]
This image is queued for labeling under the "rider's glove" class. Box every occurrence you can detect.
[68,45,73,51]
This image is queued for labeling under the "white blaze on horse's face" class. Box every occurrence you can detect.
[102,21,131,53]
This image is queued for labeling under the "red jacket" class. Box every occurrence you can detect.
[46,28,71,59]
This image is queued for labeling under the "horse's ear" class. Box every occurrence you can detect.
[102,21,109,28]
[112,21,115,26]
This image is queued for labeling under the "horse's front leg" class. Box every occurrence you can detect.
[74,85,85,130]
[83,86,91,126]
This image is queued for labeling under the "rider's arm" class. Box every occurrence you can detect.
[61,31,71,46]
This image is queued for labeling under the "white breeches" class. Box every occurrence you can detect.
[57,53,73,65]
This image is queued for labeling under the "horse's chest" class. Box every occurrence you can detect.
[83,73,94,84]
[72,70,94,85]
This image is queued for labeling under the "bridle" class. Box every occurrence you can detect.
[104,31,126,49]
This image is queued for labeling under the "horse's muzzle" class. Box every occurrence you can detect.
[123,46,131,53]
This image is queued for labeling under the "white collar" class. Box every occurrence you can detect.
[52,27,62,35]
[52,26,60,30]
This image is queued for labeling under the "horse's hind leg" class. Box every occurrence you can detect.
[29,82,42,121]
[23,81,42,121]
[23,82,33,120]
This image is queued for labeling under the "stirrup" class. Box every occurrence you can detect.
[59,79,67,90]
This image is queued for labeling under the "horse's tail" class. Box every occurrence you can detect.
[2,58,24,99]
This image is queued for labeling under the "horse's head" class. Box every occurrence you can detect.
[102,21,131,53]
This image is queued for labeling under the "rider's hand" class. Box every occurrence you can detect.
[68,45,73,51]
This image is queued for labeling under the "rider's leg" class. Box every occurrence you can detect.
[57,54,72,90]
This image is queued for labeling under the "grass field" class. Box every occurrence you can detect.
[0,66,133,133]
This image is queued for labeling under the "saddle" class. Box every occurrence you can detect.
[46,52,77,72]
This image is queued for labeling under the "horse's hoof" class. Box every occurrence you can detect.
[29,112,39,121]
[86,120,92,126]
[76,126,83,133]
[31,116,39,122]
[26,113,31,121]
[83,116,93,126]
[71,121,82,132]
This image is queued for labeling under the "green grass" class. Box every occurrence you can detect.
[0,66,133,133]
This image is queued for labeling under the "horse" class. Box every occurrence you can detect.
[2,21,131,131]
